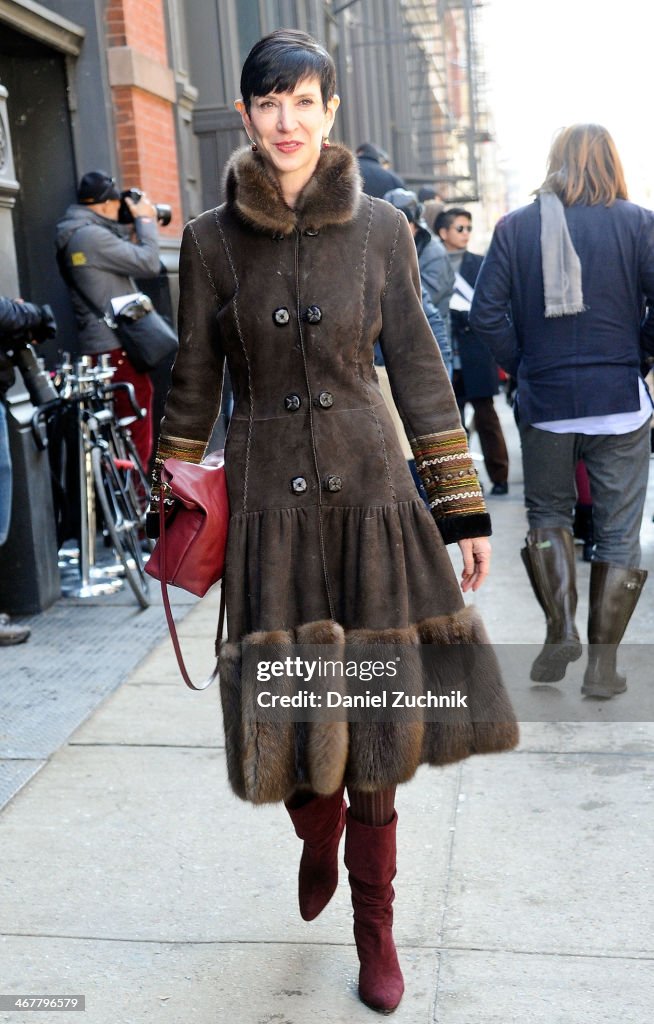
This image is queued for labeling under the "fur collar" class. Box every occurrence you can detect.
[224,143,361,236]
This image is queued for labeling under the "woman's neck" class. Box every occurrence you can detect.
[276,158,321,209]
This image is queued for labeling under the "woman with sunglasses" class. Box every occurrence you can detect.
[151,28,518,1015]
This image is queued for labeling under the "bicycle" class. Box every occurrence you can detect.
[33,355,151,608]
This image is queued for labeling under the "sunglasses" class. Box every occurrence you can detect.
[454,225,473,233]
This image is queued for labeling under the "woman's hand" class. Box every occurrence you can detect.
[457,536,491,592]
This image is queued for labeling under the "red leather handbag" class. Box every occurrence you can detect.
[146,450,229,689]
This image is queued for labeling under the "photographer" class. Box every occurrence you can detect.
[0,296,57,645]
[55,171,164,469]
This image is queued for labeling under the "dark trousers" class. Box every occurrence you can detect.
[453,375,509,485]
[519,420,650,567]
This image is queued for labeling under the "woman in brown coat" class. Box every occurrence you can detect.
[151,29,517,1015]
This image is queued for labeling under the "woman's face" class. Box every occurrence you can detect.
[236,76,339,197]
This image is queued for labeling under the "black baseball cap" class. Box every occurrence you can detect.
[77,170,120,204]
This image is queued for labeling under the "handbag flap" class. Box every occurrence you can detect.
[161,453,227,513]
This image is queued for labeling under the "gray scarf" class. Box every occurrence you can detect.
[539,190,586,317]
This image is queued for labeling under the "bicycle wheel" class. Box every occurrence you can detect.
[91,442,150,608]
[111,426,155,552]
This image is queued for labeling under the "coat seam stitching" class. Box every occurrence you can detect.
[355,197,396,502]
[187,221,223,306]
[214,210,253,513]
[381,210,402,301]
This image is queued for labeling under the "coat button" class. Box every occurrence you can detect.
[316,391,334,409]
[305,305,322,324]
[273,307,290,325]
[291,476,308,494]
[324,474,342,493]
[304,227,320,236]
[284,394,302,411]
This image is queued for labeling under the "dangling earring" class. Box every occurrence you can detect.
[322,137,331,149]
[249,139,258,152]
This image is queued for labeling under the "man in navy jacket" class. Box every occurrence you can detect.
[469,123,654,700]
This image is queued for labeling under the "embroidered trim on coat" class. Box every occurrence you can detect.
[410,428,486,519]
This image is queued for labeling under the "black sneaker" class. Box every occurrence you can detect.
[490,482,509,495]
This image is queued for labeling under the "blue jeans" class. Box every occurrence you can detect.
[519,419,651,567]
[0,401,12,547]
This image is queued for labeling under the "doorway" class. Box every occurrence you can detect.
[0,23,78,362]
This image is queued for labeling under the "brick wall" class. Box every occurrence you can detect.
[105,0,182,237]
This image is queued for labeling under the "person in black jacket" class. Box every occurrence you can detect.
[0,296,57,644]
[435,207,509,495]
[470,123,654,699]
[356,142,405,198]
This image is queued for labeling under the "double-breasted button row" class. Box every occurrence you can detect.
[283,391,334,411]
[273,305,323,326]
[289,474,343,495]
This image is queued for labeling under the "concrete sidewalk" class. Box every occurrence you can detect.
[1,402,653,1023]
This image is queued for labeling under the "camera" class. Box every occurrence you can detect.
[1,304,59,407]
[118,188,173,227]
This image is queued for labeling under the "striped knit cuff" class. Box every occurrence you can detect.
[411,427,487,527]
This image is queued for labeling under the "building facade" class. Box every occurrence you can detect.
[0,0,503,358]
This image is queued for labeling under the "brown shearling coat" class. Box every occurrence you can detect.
[157,144,518,802]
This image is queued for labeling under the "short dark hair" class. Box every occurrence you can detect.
[434,207,472,234]
[240,29,336,113]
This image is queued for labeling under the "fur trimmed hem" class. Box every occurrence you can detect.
[218,606,518,804]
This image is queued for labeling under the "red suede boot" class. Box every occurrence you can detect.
[344,809,404,1014]
[285,787,346,921]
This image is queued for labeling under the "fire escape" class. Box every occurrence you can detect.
[400,0,489,202]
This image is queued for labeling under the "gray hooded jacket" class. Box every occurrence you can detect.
[55,204,160,354]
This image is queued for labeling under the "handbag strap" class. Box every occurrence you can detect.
[157,498,224,690]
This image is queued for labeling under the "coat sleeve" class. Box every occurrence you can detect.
[149,221,226,518]
[421,285,452,377]
[469,217,521,375]
[0,297,46,337]
[638,209,654,357]
[378,212,491,543]
[81,219,161,278]
[419,240,455,307]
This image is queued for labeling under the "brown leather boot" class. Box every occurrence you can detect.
[582,562,647,698]
[344,809,404,1014]
[521,527,582,682]
[285,787,346,921]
